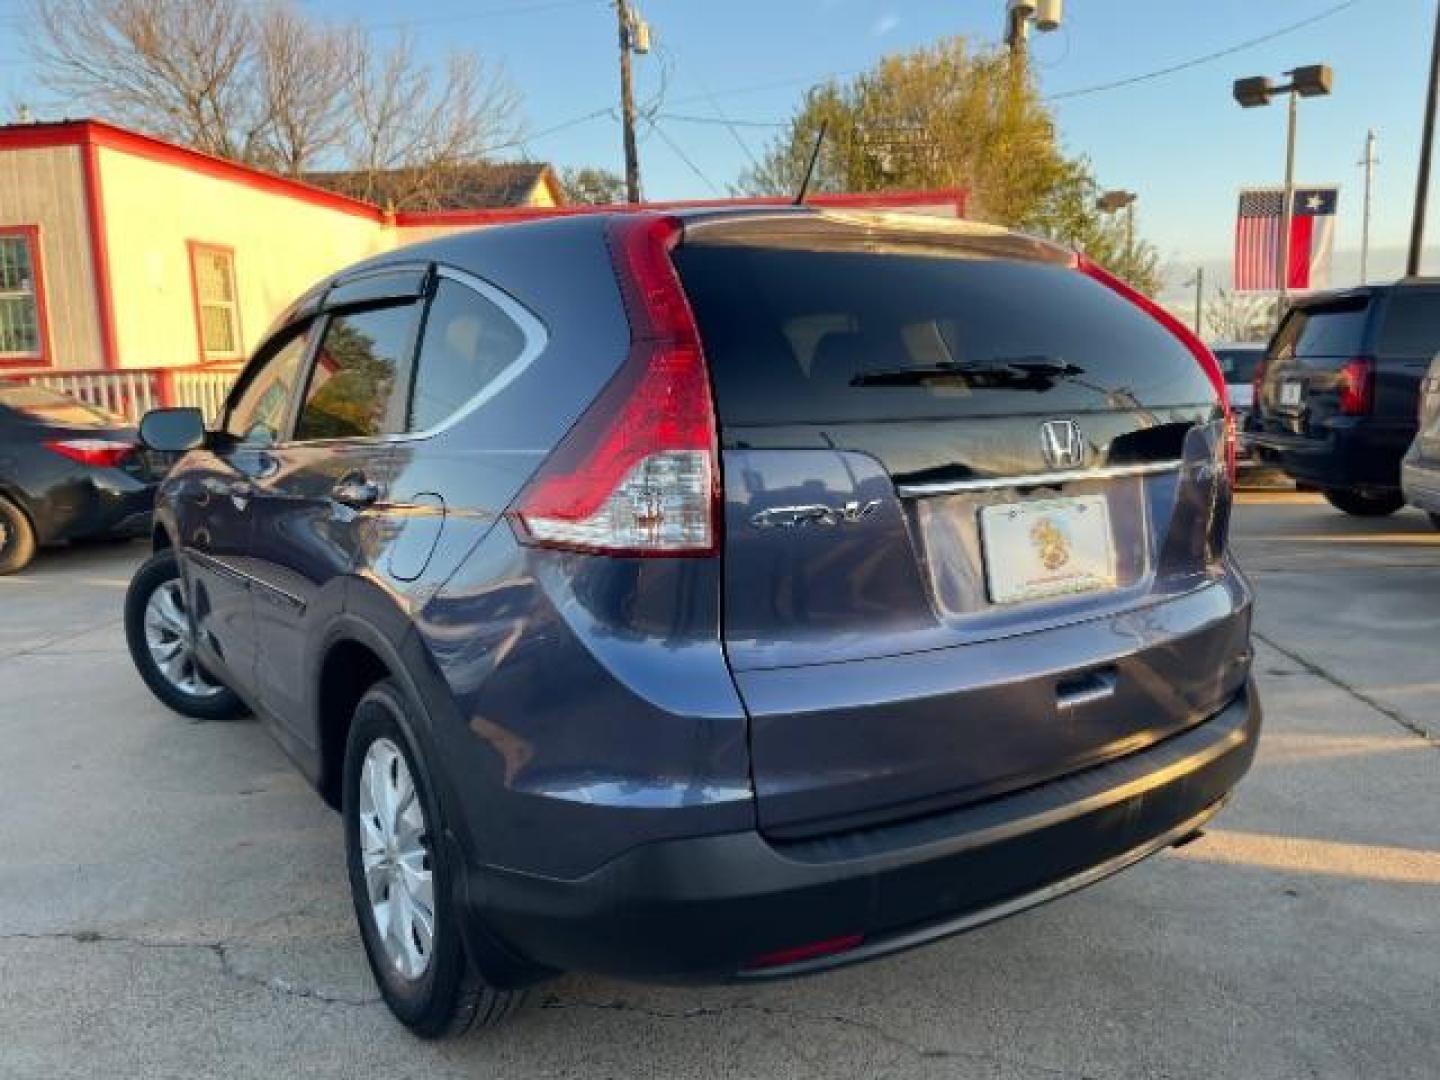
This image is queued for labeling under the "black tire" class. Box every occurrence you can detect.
[343,680,523,1038]
[1322,488,1406,517]
[0,494,37,575]
[1430,512,1440,532]
[124,550,246,721]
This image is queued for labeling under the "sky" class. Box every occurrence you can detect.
[2,0,1437,290]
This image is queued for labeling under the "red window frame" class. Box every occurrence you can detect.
[0,225,53,369]
[186,240,244,363]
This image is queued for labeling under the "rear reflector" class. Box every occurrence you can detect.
[510,214,720,556]
[742,933,865,972]
[44,438,134,468]
[1077,256,1235,482]
[1338,356,1375,416]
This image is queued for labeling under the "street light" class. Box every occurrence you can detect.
[1232,64,1334,314]
[1096,189,1137,264]
[1004,0,1063,61]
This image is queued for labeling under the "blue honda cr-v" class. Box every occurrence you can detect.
[126,208,1260,1038]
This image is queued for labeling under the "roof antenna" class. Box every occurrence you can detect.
[793,120,828,206]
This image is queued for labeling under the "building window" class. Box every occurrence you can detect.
[0,229,43,360]
[189,242,242,359]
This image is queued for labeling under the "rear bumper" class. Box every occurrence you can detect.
[30,471,157,545]
[1402,457,1440,515]
[463,679,1261,985]
[1249,420,1412,492]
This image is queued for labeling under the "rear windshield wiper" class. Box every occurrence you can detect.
[849,357,1085,388]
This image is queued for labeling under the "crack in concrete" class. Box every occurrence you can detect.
[1254,632,1438,747]
[540,994,1105,1079]
[0,929,380,1008]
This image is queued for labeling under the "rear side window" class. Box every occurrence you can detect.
[1377,291,1440,357]
[672,245,1212,425]
[295,304,419,441]
[226,327,311,444]
[409,279,528,432]
[1271,298,1371,360]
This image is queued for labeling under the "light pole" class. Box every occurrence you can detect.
[1409,2,1440,276]
[1184,267,1206,335]
[1096,189,1137,267]
[1359,129,1378,283]
[1003,0,1063,66]
[1233,65,1333,317]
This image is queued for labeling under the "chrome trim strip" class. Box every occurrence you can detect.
[184,549,306,612]
[896,459,1184,498]
[736,797,1228,981]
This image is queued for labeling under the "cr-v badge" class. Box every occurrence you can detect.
[751,500,881,529]
[1040,418,1087,469]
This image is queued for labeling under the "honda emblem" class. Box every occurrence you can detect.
[1040,419,1086,469]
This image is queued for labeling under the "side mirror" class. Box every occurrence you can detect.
[138,407,206,453]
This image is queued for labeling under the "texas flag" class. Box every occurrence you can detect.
[1234,186,1339,293]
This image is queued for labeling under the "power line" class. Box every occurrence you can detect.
[643,117,724,196]
[1047,0,1364,102]
[655,111,788,129]
[361,0,604,32]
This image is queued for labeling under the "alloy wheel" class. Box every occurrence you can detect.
[358,737,435,980]
[142,580,224,698]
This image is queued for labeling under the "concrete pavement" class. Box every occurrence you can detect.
[0,497,1437,1079]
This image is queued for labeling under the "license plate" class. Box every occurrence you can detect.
[1280,380,1304,407]
[979,495,1117,605]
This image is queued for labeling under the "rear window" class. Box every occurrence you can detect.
[672,245,1212,425]
[1271,298,1371,360]
[1214,347,1263,384]
[1377,290,1440,357]
[0,385,118,427]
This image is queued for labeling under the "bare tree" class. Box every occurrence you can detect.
[253,8,357,176]
[29,0,260,160]
[342,34,523,209]
[1205,289,1277,342]
[26,0,524,188]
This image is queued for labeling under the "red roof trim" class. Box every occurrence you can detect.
[0,119,384,222]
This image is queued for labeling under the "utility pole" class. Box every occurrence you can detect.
[615,0,643,203]
[1002,1,1063,69]
[1409,1,1440,276]
[1359,129,1378,283]
[1193,267,1205,335]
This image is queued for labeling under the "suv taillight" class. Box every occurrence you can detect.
[1075,256,1236,482]
[510,214,720,556]
[1337,356,1375,416]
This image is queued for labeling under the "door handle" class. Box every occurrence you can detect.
[332,475,380,510]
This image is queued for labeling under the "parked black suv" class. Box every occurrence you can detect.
[1250,280,1440,515]
[126,209,1259,1038]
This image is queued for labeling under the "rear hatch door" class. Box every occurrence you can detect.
[674,213,1244,838]
[1255,294,1375,437]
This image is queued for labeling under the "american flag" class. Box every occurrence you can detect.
[1234,186,1338,292]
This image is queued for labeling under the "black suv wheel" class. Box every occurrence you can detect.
[1322,488,1406,517]
[343,680,524,1037]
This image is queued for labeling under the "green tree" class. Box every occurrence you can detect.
[560,166,627,206]
[741,37,1162,295]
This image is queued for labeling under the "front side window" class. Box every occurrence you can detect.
[0,230,42,359]
[225,328,312,444]
[294,304,418,441]
[409,279,528,432]
[190,243,242,359]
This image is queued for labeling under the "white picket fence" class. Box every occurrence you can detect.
[10,364,240,424]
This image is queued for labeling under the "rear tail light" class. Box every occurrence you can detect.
[1337,356,1375,416]
[510,214,720,556]
[1075,256,1235,482]
[44,438,134,468]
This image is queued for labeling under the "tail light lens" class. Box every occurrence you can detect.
[510,214,720,556]
[44,438,134,468]
[1075,256,1236,482]
[1337,356,1375,416]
